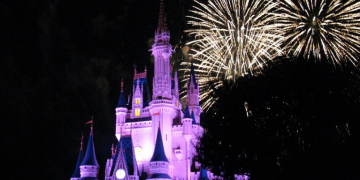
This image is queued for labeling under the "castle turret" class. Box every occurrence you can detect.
[182,105,193,180]
[116,79,128,141]
[172,71,180,108]
[71,134,84,180]
[187,60,202,125]
[79,122,99,180]
[147,127,171,179]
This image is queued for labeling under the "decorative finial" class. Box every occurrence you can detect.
[144,66,147,75]
[88,116,94,135]
[91,118,93,135]
[80,132,84,150]
[136,78,140,91]
[121,78,124,92]
[111,144,116,156]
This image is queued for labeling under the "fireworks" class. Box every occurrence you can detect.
[182,0,283,110]
[276,0,360,66]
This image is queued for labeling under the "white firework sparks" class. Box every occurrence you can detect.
[276,0,360,66]
[182,0,283,110]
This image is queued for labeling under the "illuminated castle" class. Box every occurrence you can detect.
[70,1,214,179]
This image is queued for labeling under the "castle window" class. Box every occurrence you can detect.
[135,108,140,117]
[135,98,141,105]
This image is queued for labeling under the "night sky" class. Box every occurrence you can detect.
[3,0,360,179]
[1,0,194,179]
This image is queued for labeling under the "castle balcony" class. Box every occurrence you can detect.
[149,99,174,106]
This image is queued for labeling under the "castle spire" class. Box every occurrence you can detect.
[191,111,197,125]
[117,79,126,108]
[81,119,98,167]
[157,0,167,33]
[90,116,93,135]
[187,57,200,108]
[147,126,171,179]
[79,119,99,180]
[189,58,197,88]
[121,78,124,92]
[80,132,84,150]
[70,134,84,180]
[184,104,191,119]
[150,126,169,162]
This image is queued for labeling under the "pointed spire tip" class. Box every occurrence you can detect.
[121,78,124,92]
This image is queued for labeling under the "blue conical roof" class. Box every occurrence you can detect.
[147,128,171,179]
[81,131,99,167]
[191,111,196,125]
[150,127,169,162]
[117,91,126,108]
[71,144,83,178]
[117,79,126,108]
[184,105,191,119]
[190,60,197,88]
[199,166,209,180]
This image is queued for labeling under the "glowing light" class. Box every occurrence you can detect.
[135,98,141,105]
[182,0,283,111]
[276,0,360,66]
[134,146,142,163]
[116,169,126,179]
[135,109,140,117]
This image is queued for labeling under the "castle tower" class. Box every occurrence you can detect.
[151,0,173,100]
[115,79,127,141]
[148,0,177,167]
[187,60,202,124]
[100,0,209,179]
[79,122,100,180]
[147,127,171,179]
[70,134,84,180]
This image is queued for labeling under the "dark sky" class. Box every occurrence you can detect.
[1,0,195,179]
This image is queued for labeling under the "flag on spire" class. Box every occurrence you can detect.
[86,116,93,125]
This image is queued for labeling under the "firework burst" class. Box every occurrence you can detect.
[276,0,360,66]
[182,0,283,110]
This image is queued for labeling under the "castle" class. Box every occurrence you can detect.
[70,1,214,179]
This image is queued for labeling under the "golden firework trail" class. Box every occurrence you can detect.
[181,0,283,110]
